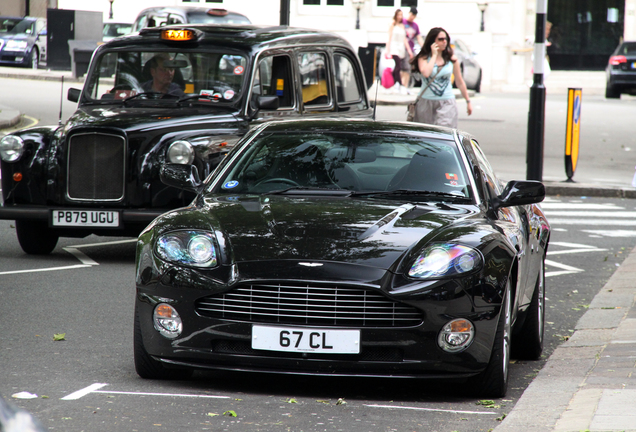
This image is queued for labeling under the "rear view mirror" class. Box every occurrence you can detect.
[67,88,81,103]
[163,59,188,69]
[493,180,545,211]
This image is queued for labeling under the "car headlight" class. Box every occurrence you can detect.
[0,135,25,162]
[5,40,29,52]
[408,243,482,278]
[167,140,194,164]
[155,230,218,268]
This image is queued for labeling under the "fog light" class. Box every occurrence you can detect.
[438,318,474,352]
[153,303,182,339]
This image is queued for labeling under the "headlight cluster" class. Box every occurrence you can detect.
[167,140,194,164]
[155,230,218,268]
[409,243,482,279]
[0,135,25,162]
[5,40,29,52]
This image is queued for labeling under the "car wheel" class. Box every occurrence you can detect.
[513,260,545,360]
[474,70,482,93]
[468,280,512,398]
[29,48,39,69]
[134,305,193,380]
[15,219,58,255]
[605,83,620,99]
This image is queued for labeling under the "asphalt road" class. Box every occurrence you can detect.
[2,79,636,431]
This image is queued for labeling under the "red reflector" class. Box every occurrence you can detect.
[207,8,228,16]
[13,172,23,182]
[219,142,228,147]
[610,55,627,65]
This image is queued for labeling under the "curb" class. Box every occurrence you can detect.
[544,183,636,199]
[0,106,21,130]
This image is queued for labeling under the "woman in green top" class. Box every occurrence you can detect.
[411,27,472,127]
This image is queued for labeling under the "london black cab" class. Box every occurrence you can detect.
[0,24,372,254]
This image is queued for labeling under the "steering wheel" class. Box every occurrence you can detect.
[255,178,299,187]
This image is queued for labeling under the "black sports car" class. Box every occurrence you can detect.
[134,119,550,397]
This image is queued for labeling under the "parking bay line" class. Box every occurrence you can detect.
[62,383,230,400]
[364,404,499,415]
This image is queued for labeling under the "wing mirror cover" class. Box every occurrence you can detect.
[493,180,545,210]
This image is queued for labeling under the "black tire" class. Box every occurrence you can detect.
[15,219,59,255]
[513,260,545,360]
[474,70,482,93]
[28,47,39,69]
[605,83,620,99]
[133,305,193,380]
[468,280,512,398]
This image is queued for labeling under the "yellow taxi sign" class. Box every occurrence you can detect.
[161,29,195,41]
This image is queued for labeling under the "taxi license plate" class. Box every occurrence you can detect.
[51,210,120,227]
[252,325,360,354]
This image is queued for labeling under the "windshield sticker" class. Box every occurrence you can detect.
[234,65,244,75]
[276,79,284,96]
[445,173,458,180]
[223,90,235,100]
[223,180,239,189]
[200,90,221,102]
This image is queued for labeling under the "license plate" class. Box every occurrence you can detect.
[51,210,120,227]
[632,62,636,69]
[252,325,360,354]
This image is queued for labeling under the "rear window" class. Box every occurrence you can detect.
[187,11,251,25]
[619,42,636,55]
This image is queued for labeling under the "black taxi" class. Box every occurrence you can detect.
[0,24,372,254]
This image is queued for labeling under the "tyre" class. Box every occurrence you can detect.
[134,305,193,380]
[474,70,482,93]
[468,280,512,398]
[513,260,545,360]
[28,47,39,69]
[605,83,620,99]
[16,219,58,255]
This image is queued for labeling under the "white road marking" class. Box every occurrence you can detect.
[547,248,608,255]
[0,264,92,275]
[63,247,99,266]
[548,219,636,226]
[364,404,499,415]
[544,211,636,217]
[583,230,636,238]
[61,383,108,400]
[61,383,230,400]
[540,203,625,210]
[545,259,583,278]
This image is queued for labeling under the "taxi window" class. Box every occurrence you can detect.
[298,52,331,107]
[252,55,294,109]
[334,54,362,104]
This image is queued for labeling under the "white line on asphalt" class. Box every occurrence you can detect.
[0,264,92,275]
[70,239,137,249]
[544,211,636,217]
[364,404,499,415]
[548,219,636,226]
[583,230,636,238]
[545,259,583,278]
[551,241,607,249]
[61,383,109,400]
[540,203,625,210]
[93,390,230,399]
[547,248,608,256]
[63,247,99,266]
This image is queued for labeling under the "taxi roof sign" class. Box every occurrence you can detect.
[161,29,195,41]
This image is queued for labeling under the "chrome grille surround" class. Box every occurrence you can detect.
[195,282,423,327]
[67,132,126,201]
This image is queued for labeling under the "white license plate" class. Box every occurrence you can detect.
[252,325,360,354]
[51,210,120,227]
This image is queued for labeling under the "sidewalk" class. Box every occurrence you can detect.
[2,66,635,431]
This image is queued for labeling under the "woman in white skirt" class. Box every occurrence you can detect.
[385,9,413,93]
[411,27,472,128]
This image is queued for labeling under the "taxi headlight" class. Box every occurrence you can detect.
[167,140,194,164]
[0,135,25,162]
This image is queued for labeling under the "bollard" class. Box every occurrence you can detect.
[564,88,582,182]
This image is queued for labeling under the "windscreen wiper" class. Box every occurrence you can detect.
[350,189,471,202]
[263,186,352,196]
[122,92,179,104]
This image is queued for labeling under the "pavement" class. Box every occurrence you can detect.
[2,66,636,431]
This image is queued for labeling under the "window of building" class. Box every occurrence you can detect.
[303,0,321,5]
[377,0,418,7]
[326,0,344,5]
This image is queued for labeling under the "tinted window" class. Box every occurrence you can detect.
[187,11,251,24]
[252,55,294,109]
[334,54,362,103]
[619,42,636,55]
[470,139,501,197]
[298,52,331,106]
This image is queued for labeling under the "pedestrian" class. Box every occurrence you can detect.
[385,9,412,94]
[403,7,424,88]
[410,27,472,128]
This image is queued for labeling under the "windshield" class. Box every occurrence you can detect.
[211,132,473,201]
[0,18,34,35]
[103,23,132,40]
[83,50,248,104]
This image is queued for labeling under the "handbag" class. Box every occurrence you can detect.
[406,66,442,122]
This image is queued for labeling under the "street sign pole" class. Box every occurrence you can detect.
[526,0,548,181]
[280,0,290,26]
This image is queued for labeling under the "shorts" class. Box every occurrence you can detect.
[414,98,458,128]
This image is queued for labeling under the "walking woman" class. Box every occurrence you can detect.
[411,27,472,127]
[385,9,412,93]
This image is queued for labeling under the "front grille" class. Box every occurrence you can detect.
[195,283,423,327]
[67,132,125,201]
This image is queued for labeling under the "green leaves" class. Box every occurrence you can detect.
[223,410,237,417]
[53,333,66,341]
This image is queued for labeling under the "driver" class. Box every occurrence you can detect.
[142,53,184,96]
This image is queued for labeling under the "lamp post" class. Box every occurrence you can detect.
[477,2,488,32]
[108,0,114,20]
[352,0,365,30]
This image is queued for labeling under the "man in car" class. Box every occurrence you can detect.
[142,54,184,96]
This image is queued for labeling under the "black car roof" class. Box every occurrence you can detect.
[109,24,354,50]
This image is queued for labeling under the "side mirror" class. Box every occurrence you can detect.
[257,95,280,110]
[160,163,202,192]
[67,88,81,103]
[492,180,545,211]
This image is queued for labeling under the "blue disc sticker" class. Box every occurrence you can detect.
[223,180,239,189]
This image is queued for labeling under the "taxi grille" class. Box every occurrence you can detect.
[195,283,423,327]
[67,133,125,201]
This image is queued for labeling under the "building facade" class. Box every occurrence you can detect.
[34,0,636,90]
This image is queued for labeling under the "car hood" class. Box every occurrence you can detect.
[182,195,480,270]
[65,104,241,132]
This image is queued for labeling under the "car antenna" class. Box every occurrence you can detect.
[372,78,379,121]
[58,76,64,125]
